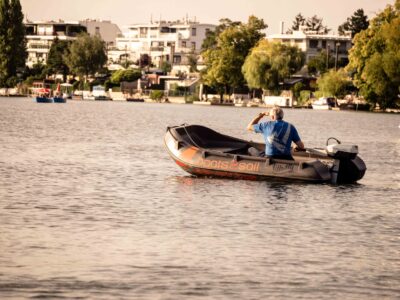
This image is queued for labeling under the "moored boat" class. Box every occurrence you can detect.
[164,124,366,184]
[312,97,337,110]
[36,96,53,103]
[53,96,67,103]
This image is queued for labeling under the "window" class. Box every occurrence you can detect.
[321,40,326,49]
[309,39,318,48]
[191,27,197,36]
[181,41,186,48]
[173,55,181,64]
[139,27,148,38]
[191,42,196,50]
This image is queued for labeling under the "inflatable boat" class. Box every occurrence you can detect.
[164,124,366,184]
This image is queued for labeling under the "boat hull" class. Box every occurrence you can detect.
[164,125,366,183]
[53,97,66,103]
[36,96,53,103]
[164,125,367,183]
[312,104,331,110]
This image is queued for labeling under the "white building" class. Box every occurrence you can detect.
[113,18,216,71]
[24,20,121,68]
[267,24,352,64]
[25,20,87,67]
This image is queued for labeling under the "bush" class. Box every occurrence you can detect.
[110,69,141,84]
[186,94,199,103]
[298,90,311,105]
[314,91,324,99]
[150,90,164,102]
[73,80,91,91]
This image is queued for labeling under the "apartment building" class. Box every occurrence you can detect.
[267,24,352,65]
[25,21,87,67]
[112,18,216,70]
[24,20,121,68]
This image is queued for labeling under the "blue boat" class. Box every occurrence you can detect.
[36,96,53,103]
[53,96,67,103]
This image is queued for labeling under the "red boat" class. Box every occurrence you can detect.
[164,124,366,184]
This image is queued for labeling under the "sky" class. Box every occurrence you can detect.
[20,0,394,34]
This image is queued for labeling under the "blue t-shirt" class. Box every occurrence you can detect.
[253,120,300,156]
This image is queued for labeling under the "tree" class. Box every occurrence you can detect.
[138,53,151,68]
[286,14,330,34]
[201,16,267,100]
[187,52,198,73]
[201,18,241,51]
[23,62,46,85]
[110,69,141,84]
[0,0,26,87]
[286,13,306,33]
[338,9,369,37]
[160,61,171,74]
[307,49,335,75]
[242,40,305,93]
[317,68,351,98]
[347,1,400,109]
[305,15,330,33]
[64,33,107,80]
[46,38,71,82]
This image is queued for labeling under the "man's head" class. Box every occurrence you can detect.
[269,106,284,120]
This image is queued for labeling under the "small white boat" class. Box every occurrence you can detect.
[312,97,337,110]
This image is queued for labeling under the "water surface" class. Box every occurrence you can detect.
[1,97,399,299]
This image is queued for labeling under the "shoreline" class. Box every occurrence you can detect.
[1,95,399,113]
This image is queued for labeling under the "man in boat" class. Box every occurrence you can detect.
[247,106,305,160]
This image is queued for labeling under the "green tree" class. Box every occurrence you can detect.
[187,52,198,72]
[307,49,335,75]
[338,9,369,38]
[317,68,351,98]
[347,0,400,109]
[305,15,330,33]
[0,0,26,87]
[201,18,241,51]
[110,69,141,84]
[242,40,304,93]
[64,33,107,81]
[286,13,306,33]
[201,16,267,100]
[46,38,71,81]
[286,14,330,34]
[160,61,171,74]
[291,82,304,100]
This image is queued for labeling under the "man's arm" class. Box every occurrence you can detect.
[294,140,305,150]
[247,112,269,131]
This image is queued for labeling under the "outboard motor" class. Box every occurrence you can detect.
[325,138,366,184]
[326,144,359,159]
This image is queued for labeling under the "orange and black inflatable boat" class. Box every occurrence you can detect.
[164,124,366,184]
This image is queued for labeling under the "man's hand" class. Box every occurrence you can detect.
[247,111,269,131]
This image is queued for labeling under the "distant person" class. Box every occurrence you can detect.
[247,106,305,160]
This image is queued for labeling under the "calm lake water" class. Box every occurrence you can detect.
[0,97,399,299]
